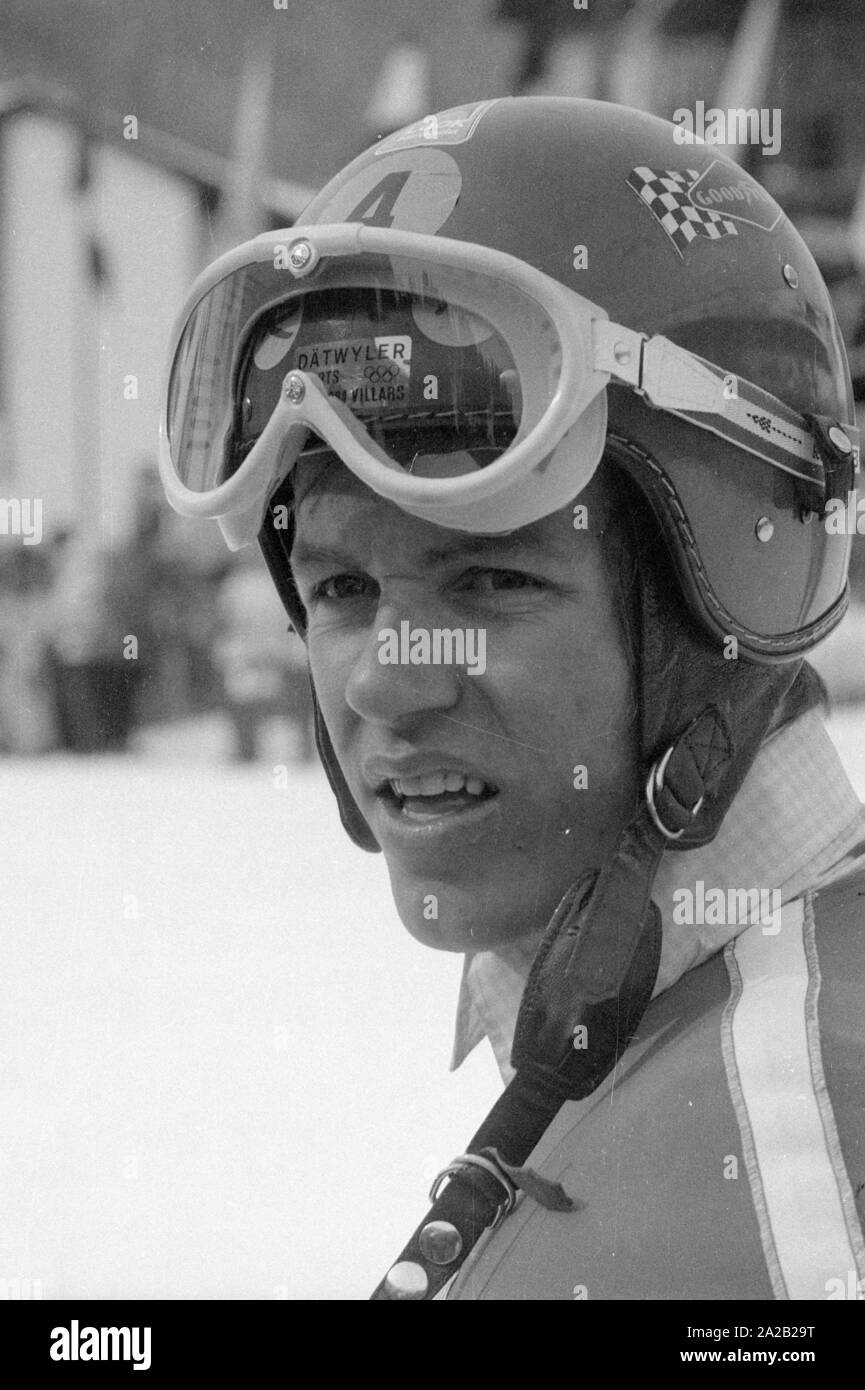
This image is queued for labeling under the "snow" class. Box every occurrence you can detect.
[1,719,501,1301]
[2,706,864,1300]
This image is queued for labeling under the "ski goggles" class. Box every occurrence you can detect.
[160,223,854,547]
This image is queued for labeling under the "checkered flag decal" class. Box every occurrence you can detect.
[627,167,738,256]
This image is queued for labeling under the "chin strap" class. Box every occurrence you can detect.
[370,707,731,1299]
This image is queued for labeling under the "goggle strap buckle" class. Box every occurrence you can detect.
[594,323,726,414]
[591,320,645,390]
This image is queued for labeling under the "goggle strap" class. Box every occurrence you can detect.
[671,349,827,488]
[596,321,839,491]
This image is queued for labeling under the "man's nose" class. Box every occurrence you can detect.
[344,599,464,726]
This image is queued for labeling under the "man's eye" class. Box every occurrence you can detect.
[309,573,372,602]
[455,568,544,593]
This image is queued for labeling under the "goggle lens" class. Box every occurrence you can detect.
[166,251,562,497]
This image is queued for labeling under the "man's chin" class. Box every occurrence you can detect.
[390,880,543,953]
[404,919,537,952]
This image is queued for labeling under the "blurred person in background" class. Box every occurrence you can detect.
[124,460,226,732]
[44,534,141,753]
[0,544,57,755]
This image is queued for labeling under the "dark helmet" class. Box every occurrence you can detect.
[252,98,857,846]
[279,96,855,654]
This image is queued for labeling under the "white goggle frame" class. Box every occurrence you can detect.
[159,223,837,548]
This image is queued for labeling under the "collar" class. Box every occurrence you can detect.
[451,709,865,1082]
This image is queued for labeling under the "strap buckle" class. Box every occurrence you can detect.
[645,744,704,842]
[429,1152,518,1230]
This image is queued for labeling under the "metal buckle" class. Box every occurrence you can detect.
[645,744,704,842]
[429,1153,518,1230]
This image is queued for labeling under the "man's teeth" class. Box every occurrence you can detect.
[389,772,489,798]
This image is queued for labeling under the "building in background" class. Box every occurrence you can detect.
[0,79,313,548]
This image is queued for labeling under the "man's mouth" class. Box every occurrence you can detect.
[378,771,499,817]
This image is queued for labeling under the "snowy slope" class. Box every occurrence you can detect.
[1,731,500,1300]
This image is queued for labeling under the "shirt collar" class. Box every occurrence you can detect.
[451,709,865,1082]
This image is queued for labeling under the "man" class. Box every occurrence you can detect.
[159,98,865,1300]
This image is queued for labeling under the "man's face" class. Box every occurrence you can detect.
[290,462,639,952]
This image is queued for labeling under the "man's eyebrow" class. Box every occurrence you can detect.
[290,541,358,570]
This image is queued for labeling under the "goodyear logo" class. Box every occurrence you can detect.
[687,162,782,232]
